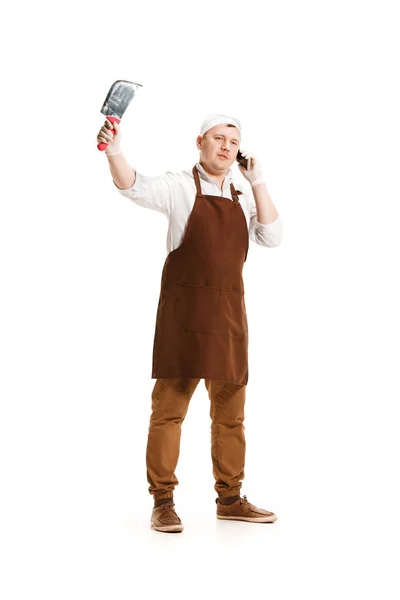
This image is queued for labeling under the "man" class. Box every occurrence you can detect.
[97,113,282,533]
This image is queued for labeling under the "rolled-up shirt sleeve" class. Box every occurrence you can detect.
[113,169,174,216]
[249,195,283,247]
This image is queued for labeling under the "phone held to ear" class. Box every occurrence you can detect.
[236,150,250,170]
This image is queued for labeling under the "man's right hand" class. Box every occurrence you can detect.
[97,119,122,155]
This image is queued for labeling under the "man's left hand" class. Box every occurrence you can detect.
[237,149,264,184]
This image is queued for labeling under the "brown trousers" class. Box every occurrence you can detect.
[146,378,246,501]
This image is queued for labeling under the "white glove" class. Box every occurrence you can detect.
[237,148,265,186]
[97,119,122,155]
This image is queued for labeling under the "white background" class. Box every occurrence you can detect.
[1,0,399,598]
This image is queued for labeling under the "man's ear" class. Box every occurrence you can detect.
[196,135,202,149]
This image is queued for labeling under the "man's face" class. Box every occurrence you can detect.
[196,124,241,174]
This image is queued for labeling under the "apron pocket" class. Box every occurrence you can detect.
[172,283,219,335]
[172,283,245,340]
[216,288,246,341]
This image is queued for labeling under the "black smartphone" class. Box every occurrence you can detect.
[236,150,249,170]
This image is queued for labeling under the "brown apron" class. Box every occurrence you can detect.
[151,165,249,385]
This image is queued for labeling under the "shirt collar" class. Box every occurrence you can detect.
[195,161,233,186]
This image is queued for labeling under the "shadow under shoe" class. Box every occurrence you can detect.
[216,495,278,523]
[151,501,184,533]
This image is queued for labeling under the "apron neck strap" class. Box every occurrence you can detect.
[193,165,203,195]
[230,183,241,203]
[192,165,241,202]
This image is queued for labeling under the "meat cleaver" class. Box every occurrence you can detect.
[97,80,143,151]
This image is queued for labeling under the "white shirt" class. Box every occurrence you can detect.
[114,162,283,254]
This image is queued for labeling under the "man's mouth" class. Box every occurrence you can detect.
[217,154,229,159]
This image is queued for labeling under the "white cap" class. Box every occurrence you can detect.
[199,113,241,137]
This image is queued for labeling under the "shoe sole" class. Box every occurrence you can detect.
[217,515,278,523]
[151,522,184,533]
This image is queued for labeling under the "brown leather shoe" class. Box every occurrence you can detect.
[216,495,278,523]
[151,501,184,533]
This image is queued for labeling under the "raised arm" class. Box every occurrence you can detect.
[97,119,136,190]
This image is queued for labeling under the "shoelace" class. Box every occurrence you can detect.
[156,502,178,516]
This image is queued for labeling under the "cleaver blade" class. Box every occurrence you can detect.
[98,79,142,151]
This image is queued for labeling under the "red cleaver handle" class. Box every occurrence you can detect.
[97,116,121,151]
